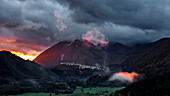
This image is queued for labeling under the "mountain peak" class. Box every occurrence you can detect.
[0,50,12,55]
[34,39,105,67]
[0,50,21,60]
[152,37,170,44]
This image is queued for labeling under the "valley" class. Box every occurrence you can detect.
[0,38,170,96]
[1,1,170,95]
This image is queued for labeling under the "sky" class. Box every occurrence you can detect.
[0,0,170,60]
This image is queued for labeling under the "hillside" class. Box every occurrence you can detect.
[34,39,105,68]
[34,39,133,74]
[120,38,168,68]
[34,38,170,77]
[124,38,170,76]
[0,51,59,82]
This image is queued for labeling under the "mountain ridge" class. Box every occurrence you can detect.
[34,38,170,77]
[0,51,60,82]
[34,39,106,68]
[124,38,170,76]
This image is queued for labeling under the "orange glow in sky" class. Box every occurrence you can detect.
[0,37,16,43]
[10,51,41,61]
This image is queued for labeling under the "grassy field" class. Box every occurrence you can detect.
[10,87,124,96]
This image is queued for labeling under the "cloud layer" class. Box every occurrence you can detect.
[0,0,170,56]
[62,0,170,29]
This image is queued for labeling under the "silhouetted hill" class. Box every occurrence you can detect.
[124,38,170,76]
[120,38,168,68]
[105,42,131,62]
[104,42,132,71]
[0,51,60,82]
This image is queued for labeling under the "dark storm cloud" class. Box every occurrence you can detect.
[0,0,23,25]
[0,0,170,54]
[0,0,91,45]
[0,0,70,53]
[59,0,170,30]
[0,0,95,54]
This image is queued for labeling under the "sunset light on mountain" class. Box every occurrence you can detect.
[0,0,170,95]
[10,51,41,61]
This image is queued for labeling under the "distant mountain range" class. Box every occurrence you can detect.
[0,38,169,82]
[34,38,170,77]
[34,39,132,73]
[0,38,169,95]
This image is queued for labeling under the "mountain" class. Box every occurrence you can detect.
[34,39,132,70]
[34,38,170,77]
[0,51,59,82]
[104,42,132,63]
[120,39,166,68]
[124,38,170,76]
[34,39,105,69]
[104,42,132,71]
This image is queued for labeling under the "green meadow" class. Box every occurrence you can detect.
[10,87,124,96]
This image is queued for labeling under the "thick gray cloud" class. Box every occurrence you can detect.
[57,0,170,44]
[0,0,68,53]
[0,0,170,54]
[0,0,94,54]
[61,0,170,30]
[0,0,22,26]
